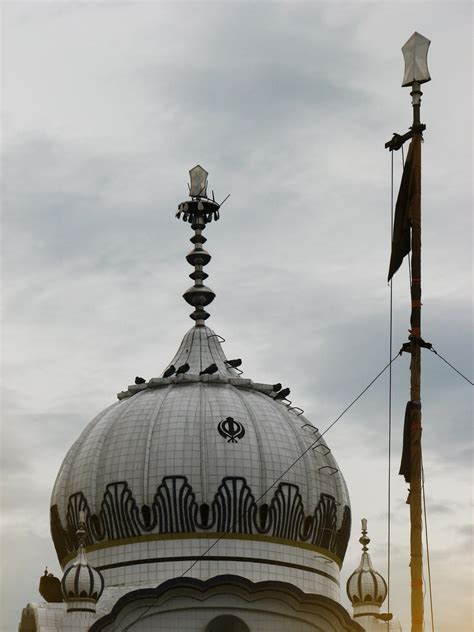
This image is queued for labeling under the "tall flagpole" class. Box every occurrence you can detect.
[385,33,431,632]
[408,84,423,632]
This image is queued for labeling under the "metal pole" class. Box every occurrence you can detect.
[409,80,424,632]
[387,32,431,629]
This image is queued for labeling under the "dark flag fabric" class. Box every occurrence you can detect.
[399,402,413,483]
[399,400,422,483]
[387,134,421,281]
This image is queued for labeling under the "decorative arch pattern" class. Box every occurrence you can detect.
[51,475,351,564]
[88,575,364,632]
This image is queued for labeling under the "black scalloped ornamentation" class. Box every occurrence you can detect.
[52,476,351,564]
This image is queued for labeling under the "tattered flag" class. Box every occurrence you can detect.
[387,134,421,281]
[399,400,422,483]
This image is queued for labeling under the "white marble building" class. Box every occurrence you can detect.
[18,168,401,632]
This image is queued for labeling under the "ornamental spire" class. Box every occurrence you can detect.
[360,517,370,551]
[176,166,225,326]
[75,510,87,563]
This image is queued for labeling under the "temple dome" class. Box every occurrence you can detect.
[51,325,351,585]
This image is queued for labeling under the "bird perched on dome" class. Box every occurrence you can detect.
[135,376,146,384]
[273,387,291,401]
[163,365,176,378]
[176,362,190,375]
[225,358,242,368]
[200,363,218,375]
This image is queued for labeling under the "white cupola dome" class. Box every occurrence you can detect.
[61,515,104,613]
[346,520,402,631]
[346,520,387,606]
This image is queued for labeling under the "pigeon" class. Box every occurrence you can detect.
[272,382,282,392]
[135,376,146,384]
[273,387,291,401]
[200,363,218,375]
[225,358,242,368]
[163,365,176,378]
[176,362,190,375]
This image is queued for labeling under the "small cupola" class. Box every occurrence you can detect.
[61,512,104,613]
[346,519,387,607]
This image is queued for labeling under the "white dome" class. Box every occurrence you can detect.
[346,552,387,606]
[346,521,387,606]
[51,325,351,596]
[61,547,104,604]
[61,519,104,613]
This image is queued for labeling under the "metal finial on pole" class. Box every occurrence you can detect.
[402,32,431,130]
[385,32,431,150]
[176,166,222,326]
[359,518,370,552]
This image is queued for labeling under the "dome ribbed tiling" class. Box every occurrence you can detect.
[162,326,241,377]
[61,550,104,603]
[346,553,387,605]
[51,325,351,578]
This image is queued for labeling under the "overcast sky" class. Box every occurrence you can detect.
[1,2,472,631]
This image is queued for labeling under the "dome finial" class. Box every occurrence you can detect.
[359,517,370,552]
[176,166,224,326]
[74,510,88,564]
[77,511,86,545]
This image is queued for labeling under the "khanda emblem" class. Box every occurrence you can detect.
[218,417,245,443]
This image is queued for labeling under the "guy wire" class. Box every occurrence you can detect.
[429,348,473,385]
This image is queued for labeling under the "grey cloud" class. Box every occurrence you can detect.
[458,524,473,540]
[3,136,183,271]
[1,3,472,632]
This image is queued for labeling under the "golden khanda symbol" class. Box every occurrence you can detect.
[217,417,245,443]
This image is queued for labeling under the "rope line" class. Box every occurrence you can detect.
[120,353,400,631]
[429,348,473,385]
[422,466,436,632]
